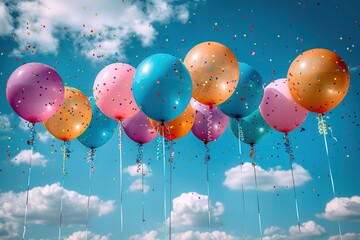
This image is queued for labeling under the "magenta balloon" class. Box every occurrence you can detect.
[6,62,64,123]
[191,100,229,143]
[93,63,139,120]
[123,111,157,144]
[260,78,308,133]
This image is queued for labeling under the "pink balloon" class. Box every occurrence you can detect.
[93,63,139,120]
[260,78,308,133]
[191,99,229,143]
[6,63,64,123]
[123,111,157,144]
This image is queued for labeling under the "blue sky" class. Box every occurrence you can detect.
[0,0,360,239]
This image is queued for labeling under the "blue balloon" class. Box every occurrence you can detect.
[132,54,192,122]
[230,108,273,145]
[78,98,117,148]
[219,63,263,119]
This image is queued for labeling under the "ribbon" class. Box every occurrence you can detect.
[236,120,246,236]
[205,143,211,230]
[136,144,145,238]
[85,148,96,240]
[283,133,301,232]
[118,121,124,232]
[317,114,343,240]
[252,162,263,240]
[22,122,36,240]
[168,140,174,240]
[59,141,70,240]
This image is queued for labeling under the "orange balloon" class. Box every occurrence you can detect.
[184,41,239,107]
[150,104,195,140]
[44,87,92,141]
[287,48,350,113]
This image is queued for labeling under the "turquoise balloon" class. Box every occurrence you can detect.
[132,54,192,122]
[78,98,117,148]
[219,63,263,119]
[230,108,273,145]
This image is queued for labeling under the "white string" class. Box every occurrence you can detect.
[161,125,167,240]
[253,163,262,240]
[320,114,342,240]
[118,122,124,232]
[22,122,35,240]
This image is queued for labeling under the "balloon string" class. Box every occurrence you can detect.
[118,121,124,233]
[22,122,36,240]
[283,133,301,232]
[205,143,211,231]
[207,108,213,143]
[252,162,262,240]
[161,124,167,240]
[137,144,145,239]
[236,120,246,236]
[237,120,244,156]
[250,143,255,158]
[318,114,343,240]
[85,148,95,240]
[168,141,174,240]
[59,141,70,240]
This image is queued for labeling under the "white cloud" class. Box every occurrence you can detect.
[4,0,202,62]
[0,2,13,36]
[328,232,360,240]
[129,230,239,240]
[18,117,29,131]
[64,231,110,240]
[223,162,311,191]
[0,114,12,132]
[0,183,114,227]
[263,234,288,240]
[289,221,325,238]
[129,230,159,240]
[172,231,239,240]
[18,117,53,143]
[170,192,224,229]
[129,178,149,193]
[10,149,48,167]
[316,196,360,221]
[0,221,20,240]
[37,131,53,143]
[264,226,283,235]
[263,221,325,240]
[124,163,152,177]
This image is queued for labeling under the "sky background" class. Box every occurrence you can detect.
[0,0,360,239]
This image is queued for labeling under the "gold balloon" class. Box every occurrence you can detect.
[150,104,195,140]
[184,41,239,107]
[287,48,350,113]
[44,87,92,141]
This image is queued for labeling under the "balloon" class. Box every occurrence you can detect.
[123,111,157,144]
[78,97,117,148]
[44,87,92,141]
[191,100,229,143]
[219,62,263,119]
[93,63,139,120]
[150,104,195,140]
[184,41,239,107]
[287,48,350,113]
[6,62,64,123]
[260,79,308,133]
[230,108,273,145]
[132,53,192,122]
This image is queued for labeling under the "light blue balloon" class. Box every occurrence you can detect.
[230,108,273,145]
[78,98,117,149]
[219,63,263,119]
[132,54,192,122]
